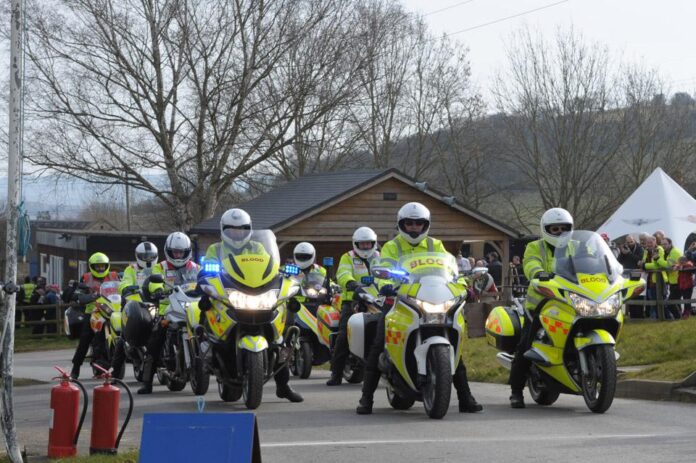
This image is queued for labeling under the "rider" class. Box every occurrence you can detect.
[137,232,200,394]
[356,202,482,415]
[70,252,120,379]
[198,208,303,403]
[326,226,380,386]
[508,207,574,409]
[111,241,159,378]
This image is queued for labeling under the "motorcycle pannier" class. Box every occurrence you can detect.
[123,300,153,347]
[485,305,522,353]
[64,306,86,340]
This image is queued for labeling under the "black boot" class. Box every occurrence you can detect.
[356,369,379,415]
[70,363,80,380]
[137,355,155,395]
[137,383,153,395]
[459,394,483,413]
[276,385,304,403]
[510,390,525,409]
[326,372,342,386]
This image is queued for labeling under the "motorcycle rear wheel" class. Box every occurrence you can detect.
[343,359,364,384]
[527,366,560,406]
[422,345,452,419]
[581,345,617,413]
[294,342,313,379]
[387,384,415,410]
[189,343,210,395]
[243,351,265,409]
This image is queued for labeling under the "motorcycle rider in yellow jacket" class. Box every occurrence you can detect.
[197,208,303,403]
[326,227,380,386]
[509,207,574,408]
[356,202,482,415]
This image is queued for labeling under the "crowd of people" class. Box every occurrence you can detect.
[601,230,695,320]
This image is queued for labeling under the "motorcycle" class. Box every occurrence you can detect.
[86,281,123,378]
[198,230,301,409]
[485,230,645,413]
[120,288,157,382]
[348,252,469,419]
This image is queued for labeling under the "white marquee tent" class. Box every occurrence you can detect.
[598,167,696,249]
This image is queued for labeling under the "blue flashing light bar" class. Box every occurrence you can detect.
[284,264,301,276]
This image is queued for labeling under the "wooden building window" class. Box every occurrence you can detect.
[383,192,397,201]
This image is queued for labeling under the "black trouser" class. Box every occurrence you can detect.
[330,301,355,377]
[25,305,46,335]
[509,311,539,393]
[142,323,168,385]
[361,313,476,402]
[72,316,106,370]
[668,284,685,319]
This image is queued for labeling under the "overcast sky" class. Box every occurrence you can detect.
[402,0,696,97]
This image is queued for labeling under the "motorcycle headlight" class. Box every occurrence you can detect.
[569,293,620,317]
[227,289,278,310]
[305,287,327,298]
[422,312,447,325]
[412,298,457,314]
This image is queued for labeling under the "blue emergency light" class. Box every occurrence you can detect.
[200,257,221,274]
[322,257,334,267]
[284,264,301,276]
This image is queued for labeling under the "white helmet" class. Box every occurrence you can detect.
[540,207,574,248]
[397,202,431,245]
[135,241,158,269]
[164,232,192,268]
[352,226,378,259]
[220,208,252,248]
[293,242,316,270]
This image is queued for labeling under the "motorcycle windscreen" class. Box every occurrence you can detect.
[552,230,624,288]
[100,281,122,308]
[221,229,280,289]
[396,252,460,303]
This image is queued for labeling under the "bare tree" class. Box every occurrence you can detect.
[494,27,627,228]
[21,0,347,229]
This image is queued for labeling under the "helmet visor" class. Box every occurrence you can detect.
[355,241,375,250]
[546,224,572,235]
[136,251,157,262]
[294,253,314,262]
[223,225,251,242]
[92,263,108,273]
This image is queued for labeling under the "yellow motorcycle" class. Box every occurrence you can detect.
[485,230,645,413]
[348,252,468,419]
[198,230,300,409]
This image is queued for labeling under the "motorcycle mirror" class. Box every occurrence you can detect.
[371,267,391,279]
[322,257,334,267]
[629,270,642,281]
[360,276,374,285]
[538,272,552,282]
[150,274,165,284]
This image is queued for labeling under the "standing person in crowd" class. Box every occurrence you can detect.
[487,251,503,287]
[638,236,666,319]
[660,237,683,320]
[509,255,527,298]
[467,257,475,270]
[16,276,36,328]
[619,234,644,318]
[327,227,380,386]
[638,232,651,249]
[600,233,619,258]
[456,251,471,274]
[654,230,666,244]
[471,260,498,303]
[42,284,60,335]
[675,255,694,319]
[684,241,696,262]
[25,276,47,335]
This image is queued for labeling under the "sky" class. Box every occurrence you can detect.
[402,0,696,100]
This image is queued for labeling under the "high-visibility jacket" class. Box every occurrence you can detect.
[378,235,452,290]
[20,282,36,304]
[119,264,154,294]
[658,246,683,285]
[521,239,556,312]
[80,271,120,313]
[148,260,201,315]
[336,250,380,301]
[643,246,667,284]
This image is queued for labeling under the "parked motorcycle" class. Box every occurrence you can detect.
[198,230,301,409]
[485,230,645,413]
[348,252,469,419]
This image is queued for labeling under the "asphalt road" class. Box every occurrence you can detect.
[9,349,696,462]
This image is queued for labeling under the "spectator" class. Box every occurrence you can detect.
[61,280,78,304]
[676,256,694,319]
[685,241,696,262]
[638,232,651,248]
[600,232,619,258]
[26,277,47,335]
[471,260,498,303]
[509,255,528,298]
[639,236,666,319]
[618,234,643,270]
[661,237,683,320]
[654,230,666,243]
[487,251,503,287]
[42,284,60,334]
[456,252,471,273]
[467,257,475,270]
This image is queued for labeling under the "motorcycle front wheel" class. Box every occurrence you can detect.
[581,345,617,413]
[242,350,265,409]
[189,342,210,396]
[293,342,312,379]
[422,345,452,419]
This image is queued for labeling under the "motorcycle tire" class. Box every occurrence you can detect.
[343,361,364,384]
[422,345,452,420]
[243,351,265,410]
[218,381,243,402]
[581,344,617,414]
[157,369,168,386]
[133,358,145,382]
[190,349,210,396]
[527,367,560,406]
[166,376,187,392]
[295,342,312,379]
[387,384,415,410]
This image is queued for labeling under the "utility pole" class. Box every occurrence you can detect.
[1,0,26,461]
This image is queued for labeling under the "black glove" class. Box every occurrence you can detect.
[345,280,360,292]
[288,298,301,313]
[199,295,212,311]
[379,284,397,297]
[2,282,19,294]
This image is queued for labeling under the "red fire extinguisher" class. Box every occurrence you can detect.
[89,364,133,455]
[48,366,88,458]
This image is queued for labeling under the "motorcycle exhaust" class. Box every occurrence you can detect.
[496,352,514,370]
